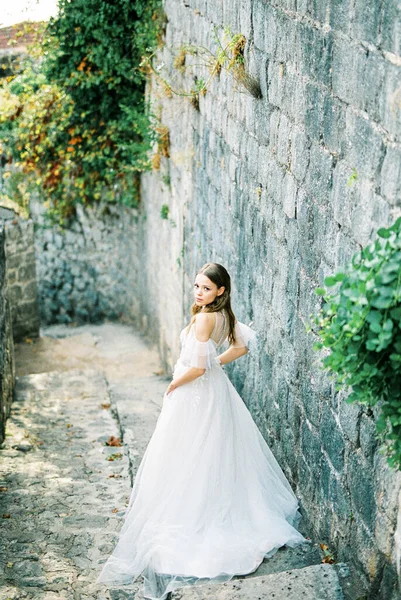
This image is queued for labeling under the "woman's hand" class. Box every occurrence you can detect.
[166,380,178,395]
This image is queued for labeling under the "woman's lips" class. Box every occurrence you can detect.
[195,298,202,301]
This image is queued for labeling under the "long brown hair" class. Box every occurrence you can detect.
[187,262,237,345]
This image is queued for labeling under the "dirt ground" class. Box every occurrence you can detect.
[14,321,163,379]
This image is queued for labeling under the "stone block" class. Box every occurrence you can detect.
[344,110,384,179]
[381,0,401,55]
[23,280,38,299]
[332,39,365,108]
[380,144,401,205]
[361,52,386,123]
[380,62,401,142]
[17,263,36,282]
[292,76,308,126]
[301,419,323,471]
[348,450,376,532]
[287,392,301,443]
[352,0,382,45]
[296,190,320,276]
[331,160,357,229]
[322,95,346,154]
[267,60,286,109]
[222,1,240,32]
[282,171,297,219]
[299,370,322,428]
[304,83,324,143]
[290,127,310,183]
[349,180,376,246]
[268,108,281,158]
[252,0,268,52]
[297,24,333,87]
[321,405,345,472]
[275,10,297,64]
[328,0,351,34]
[304,142,333,204]
[276,113,292,167]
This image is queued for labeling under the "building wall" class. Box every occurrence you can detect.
[136,1,401,597]
[2,210,40,342]
[0,223,15,444]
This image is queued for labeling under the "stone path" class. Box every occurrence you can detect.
[0,369,134,599]
[0,323,348,600]
[1,323,166,600]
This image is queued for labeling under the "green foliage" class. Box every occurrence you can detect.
[347,168,358,187]
[310,218,401,469]
[160,203,169,219]
[0,0,164,226]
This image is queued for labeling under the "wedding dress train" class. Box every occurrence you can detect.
[96,310,309,599]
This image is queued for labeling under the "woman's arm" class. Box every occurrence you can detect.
[166,366,206,394]
[166,312,215,395]
[216,345,248,366]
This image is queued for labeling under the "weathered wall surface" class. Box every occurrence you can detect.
[30,199,141,326]
[138,1,401,598]
[0,223,15,445]
[1,208,40,342]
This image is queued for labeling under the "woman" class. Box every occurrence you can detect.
[97,262,309,599]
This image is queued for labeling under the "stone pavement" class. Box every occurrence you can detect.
[0,323,348,600]
[0,323,168,600]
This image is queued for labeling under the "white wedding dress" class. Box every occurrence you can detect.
[96,310,309,599]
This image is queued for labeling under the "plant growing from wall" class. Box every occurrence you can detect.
[0,0,166,226]
[309,218,401,469]
[142,26,262,105]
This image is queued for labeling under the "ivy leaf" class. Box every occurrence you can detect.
[309,218,401,470]
[377,228,391,239]
[324,276,338,287]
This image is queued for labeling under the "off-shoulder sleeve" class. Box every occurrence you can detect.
[230,321,257,349]
[189,337,218,369]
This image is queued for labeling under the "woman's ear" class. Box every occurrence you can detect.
[217,286,225,297]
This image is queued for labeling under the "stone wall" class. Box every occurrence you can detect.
[137,1,401,598]
[30,199,141,326]
[1,207,40,342]
[0,223,15,445]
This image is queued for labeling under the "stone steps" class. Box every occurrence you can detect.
[170,563,346,599]
[106,563,347,600]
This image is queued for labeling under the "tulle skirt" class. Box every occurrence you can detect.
[96,360,309,599]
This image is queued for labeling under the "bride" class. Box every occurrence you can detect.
[96,262,309,599]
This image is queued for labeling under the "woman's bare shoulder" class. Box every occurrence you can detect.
[195,312,215,326]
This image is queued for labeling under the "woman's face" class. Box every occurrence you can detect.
[194,273,225,308]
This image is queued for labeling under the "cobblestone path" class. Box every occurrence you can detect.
[0,368,140,600]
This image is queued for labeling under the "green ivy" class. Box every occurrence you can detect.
[310,218,401,469]
[0,0,165,226]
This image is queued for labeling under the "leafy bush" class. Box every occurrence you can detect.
[0,0,164,226]
[310,218,401,469]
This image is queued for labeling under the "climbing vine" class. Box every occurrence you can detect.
[0,0,165,226]
[309,218,401,469]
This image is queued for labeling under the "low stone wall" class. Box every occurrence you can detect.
[0,223,15,445]
[1,208,40,342]
[30,199,141,326]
